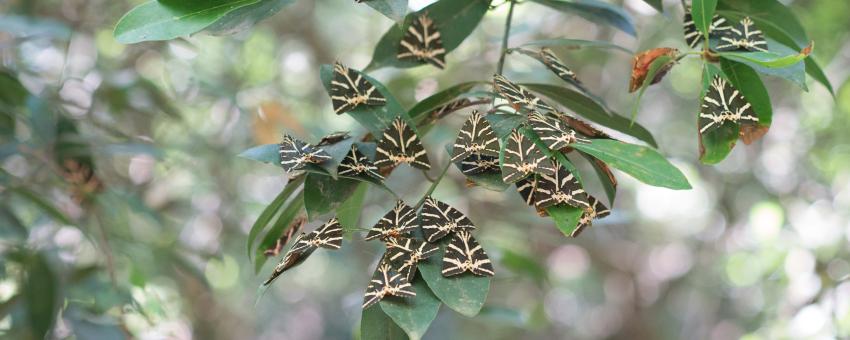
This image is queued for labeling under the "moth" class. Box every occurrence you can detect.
[263,217,343,286]
[460,153,500,176]
[397,12,446,69]
[338,143,384,181]
[717,17,768,52]
[501,129,556,183]
[420,196,476,243]
[428,98,473,121]
[534,164,590,209]
[362,261,416,309]
[516,176,539,206]
[442,231,494,277]
[451,110,499,163]
[279,135,332,173]
[683,9,732,49]
[699,75,759,134]
[538,48,581,86]
[385,237,439,282]
[329,62,386,114]
[374,117,431,170]
[571,195,611,237]
[365,200,418,241]
[527,112,589,150]
[493,74,555,113]
[317,131,351,146]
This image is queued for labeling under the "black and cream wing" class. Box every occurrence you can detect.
[501,129,556,183]
[362,261,416,309]
[683,8,732,49]
[397,13,446,69]
[386,237,439,282]
[420,196,477,243]
[338,144,384,181]
[451,110,500,162]
[493,74,555,113]
[312,217,344,249]
[366,200,418,241]
[329,62,386,114]
[538,48,581,85]
[460,153,499,176]
[441,231,494,277]
[533,164,590,209]
[263,233,315,286]
[528,112,589,150]
[279,135,332,172]
[515,176,539,206]
[374,117,431,170]
[572,195,611,237]
[699,75,759,134]
[717,17,768,52]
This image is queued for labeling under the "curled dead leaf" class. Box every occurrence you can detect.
[629,47,679,93]
[740,124,769,145]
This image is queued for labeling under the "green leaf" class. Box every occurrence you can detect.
[336,183,369,230]
[364,0,409,23]
[246,176,302,260]
[418,236,491,317]
[409,82,483,122]
[716,0,833,94]
[23,252,59,339]
[484,113,526,139]
[380,277,441,340]
[528,0,636,37]
[698,63,738,164]
[631,54,676,122]
[303,174,360,221]
[114,0,262,44]
[319,64,409,136]
[204,0,296,36]
[516,38,634,54]
[520,83,658,147]
[572,140,691,190]
[716,40,807,90]
[366,0,490,70]
[254,191,304,273]
[691,0,718,41]
[546,204,584,237]
[500,249,547,284]
[580,152,617,205]
[443,145,509,192]
[640,0,663,12]
[718,47,811,69]
[10,188,73,225]
[720,59,773,127]
[361,306,408,340]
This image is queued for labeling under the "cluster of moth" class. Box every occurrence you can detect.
[682,6,764,136]
[264,6,618,309]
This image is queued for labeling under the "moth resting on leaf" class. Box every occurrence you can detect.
[493,74,555,113]
[571,195,611,237]
[442,231,494,277]
[716,17,768,52]
[328,62,386,114]
[501,129,556,183]
[263,217,343,286]
[365,200,418,241]
[397,12,446,69]
[420,196,476,243]
[385,237,439,283]
[374,117,431,170]
[278,135,332,173]
[699,75,759,134]
[362,261,416,309]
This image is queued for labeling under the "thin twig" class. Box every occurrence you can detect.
[414,161,452,209]
[496,0,517,76]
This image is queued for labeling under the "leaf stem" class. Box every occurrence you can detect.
[415,160,452,208]
[495,0,517,76]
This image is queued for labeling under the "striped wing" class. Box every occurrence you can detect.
[515,176,539,206]
[329,62,386,114]
[717,17,768,52]
[386,237,439,282]
[338,144,384,181]
[317,131,351,146]
[493,74,555,113]
[313,217,344,249]
[534,164,590,209]
[699,75,759,134]
[279,135,332,172]
[460,153,499,176]
[572,195,611,237]
[397,13,446,69]
[683,9,732,49]
[539,48,581,86]
[374,117,431,170]
[451,111,500,162]
[363,261,416,309]
[420,196,476,243]
[428,98,473,121]
[366,200,418,241]
[441,231,494,277]
[528,112,589,150]
[502,130,556,183]
[263,233,316,285]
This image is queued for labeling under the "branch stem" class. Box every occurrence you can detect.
[495,0,517,76]
[415,161,452,209]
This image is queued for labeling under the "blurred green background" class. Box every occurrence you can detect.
[1,0,849,339]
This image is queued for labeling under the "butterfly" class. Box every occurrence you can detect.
[493,74,555,113]
[385,237,439,282]
[515,176,539,206]
[571,195,611,237]
[263,217,343,286]
[338,143,384,181]
[365,200,418,241]
[534,164,590,209]
[279,135,332,172]
[460,153,500,176]
[397,12,446,69]
[329,62,386,114]
[362,260,416,309]
[683,8,732,49]
[527,112,589,150]
[716,17,768,52]
[451,111,499,162]
[699,75,759,134]
[442,231,494,277]
[501,129,556,183]
[420,196,476,243]
[374,117,431,170]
